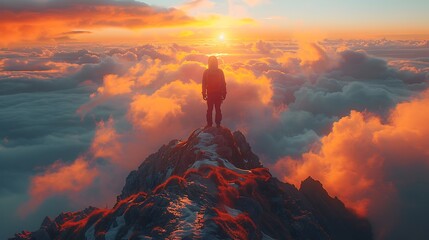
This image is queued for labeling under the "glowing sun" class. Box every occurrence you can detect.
[218,33,225,41]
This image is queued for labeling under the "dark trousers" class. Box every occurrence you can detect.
[206,95,222,125]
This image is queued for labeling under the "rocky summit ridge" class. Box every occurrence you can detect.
[12,127,372,240]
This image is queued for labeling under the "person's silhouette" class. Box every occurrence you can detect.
[202,56,226,128]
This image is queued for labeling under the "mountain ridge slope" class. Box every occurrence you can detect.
[11,127,372,240]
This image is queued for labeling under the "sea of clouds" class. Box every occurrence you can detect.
[1,39,428,239]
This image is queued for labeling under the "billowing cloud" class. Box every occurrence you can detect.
[128,81,191,129]
[19,157,98,216]
[97,74,135,96]
[0,57,80,80]
[18,117,124,216]
[0,0,194,46]
[275,91,429,240]
[51,49,100,64]
[90,118,123,165]
[251,40,274,54]
[1,39,428,239]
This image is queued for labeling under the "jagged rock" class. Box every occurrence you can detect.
[11,127,373,240]
[299,177,373,240]
[119,128,262,201]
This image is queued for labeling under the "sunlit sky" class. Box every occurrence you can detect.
[144,0,429,35]
[1,0,428,46]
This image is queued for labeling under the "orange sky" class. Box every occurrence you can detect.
[1,0,428,47]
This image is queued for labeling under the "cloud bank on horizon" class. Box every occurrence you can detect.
[0,0,196,46]
[3,0,429,47]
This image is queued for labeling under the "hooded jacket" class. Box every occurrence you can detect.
[202,56,227,98]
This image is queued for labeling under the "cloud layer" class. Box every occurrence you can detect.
[276,91,429,239]
[0,0,193,45]
[1,39,428,239]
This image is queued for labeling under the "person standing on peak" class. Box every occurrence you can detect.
[202,56,227,128]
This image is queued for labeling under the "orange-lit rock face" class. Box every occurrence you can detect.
[13,127,372,239]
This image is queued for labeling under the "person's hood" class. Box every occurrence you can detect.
[208,56,218,69]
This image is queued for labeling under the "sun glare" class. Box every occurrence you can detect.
[218,33,225,41]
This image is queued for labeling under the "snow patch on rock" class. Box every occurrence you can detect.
[191,132,250,174]
[191,158,220,169]
[105,215,126,240]
[218,157,250,174]
[84,223,95,240]
[262,232,276,240]
[168,196,204,239]
[225,206,242,217]
[124,226,134,239]
[194,132,218,159]
[165,167,174,178]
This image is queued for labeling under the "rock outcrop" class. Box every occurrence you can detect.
[11,127,372,240]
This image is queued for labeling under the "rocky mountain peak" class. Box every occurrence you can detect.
[119,127,262,200]
[11,127,373,240]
